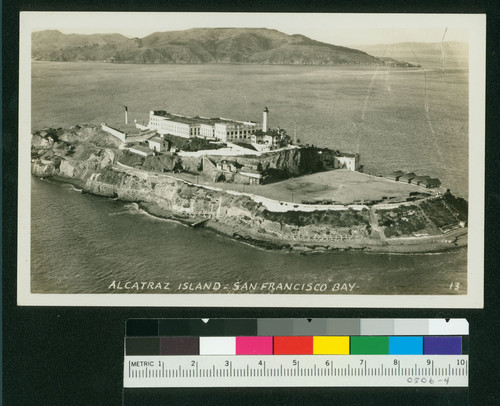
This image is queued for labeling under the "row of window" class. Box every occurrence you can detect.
[159,122,189,136]
[228,134,249,139]
[151,118,264,140]
[227,129,257,136]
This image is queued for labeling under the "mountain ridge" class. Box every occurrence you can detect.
[31,28,384,65]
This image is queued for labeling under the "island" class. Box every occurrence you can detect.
[31,106,468,253]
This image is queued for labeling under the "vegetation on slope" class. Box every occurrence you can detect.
[32,28,383,65]
[420,192,467,226]
[261,208,371,228]
[31,125,468,248]
[376,192,468,238]
[376,205,428,238]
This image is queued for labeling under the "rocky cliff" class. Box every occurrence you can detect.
[31,126,468,253]
[207,147,324,179]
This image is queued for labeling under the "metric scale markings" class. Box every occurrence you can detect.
[123,318,469,388]
[124,355,468,387]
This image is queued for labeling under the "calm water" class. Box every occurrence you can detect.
[31,178,467,294]
[30,63,469,295]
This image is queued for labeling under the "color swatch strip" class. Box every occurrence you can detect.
[126,318,469,337]
[126,336,463,356]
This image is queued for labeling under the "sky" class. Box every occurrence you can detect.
[24,12,474,46]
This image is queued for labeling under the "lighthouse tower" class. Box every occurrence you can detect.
[263,107,269,133]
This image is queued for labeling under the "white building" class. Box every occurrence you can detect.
[334,153,361,171]
[199,123,215,139]
[147,136,169,152]
[251,132,281,151]
[148,109,262,142]
[214,120,261,143]
[148,111,200,138]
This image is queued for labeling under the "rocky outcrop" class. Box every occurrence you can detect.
[121,144,325,180]
[78,164,373,246]
[208,147,324,180]
[31,125,468,253]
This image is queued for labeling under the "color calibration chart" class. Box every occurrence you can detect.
[123,319,468,388]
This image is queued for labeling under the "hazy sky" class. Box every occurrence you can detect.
[25,12,473,46]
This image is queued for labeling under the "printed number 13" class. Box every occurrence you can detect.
[450,282,460,291]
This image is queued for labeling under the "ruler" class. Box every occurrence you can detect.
[123,318,469,388]
[124,354,468,387]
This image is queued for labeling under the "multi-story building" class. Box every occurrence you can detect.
[148,110,262,142]
[148,111,201,138]
[199,122,215,138]
[214,120,261,143]
[251,133,281,150]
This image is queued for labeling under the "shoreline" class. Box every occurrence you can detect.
[40,175,467,255]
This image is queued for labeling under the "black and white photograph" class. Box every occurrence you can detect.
[18,12,485,307]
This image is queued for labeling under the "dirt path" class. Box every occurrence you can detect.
[369,210,386,241]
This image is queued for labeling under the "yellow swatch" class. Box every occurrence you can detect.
[313,336,350,354]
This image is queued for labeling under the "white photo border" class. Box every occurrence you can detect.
[18,12,485,308]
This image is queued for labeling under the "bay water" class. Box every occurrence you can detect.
[30,62,469,295]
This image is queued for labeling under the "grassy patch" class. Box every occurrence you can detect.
[117,150,144,167]
[419,197,461,228]
[262,208,370,227]
[442,192,468,222]
[142,154,178,172]
[376,205,427,237]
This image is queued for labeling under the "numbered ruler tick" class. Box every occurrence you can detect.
[123,355,468,388]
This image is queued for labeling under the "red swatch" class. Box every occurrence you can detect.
[274,336,313,354]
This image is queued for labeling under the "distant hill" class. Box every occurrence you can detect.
[376,57,420,68]
[354,42,468,69]
[32,28,384,65]
[31,30,130,58]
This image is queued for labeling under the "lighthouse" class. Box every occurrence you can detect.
[124,105,128,125]
[263,107,269,133]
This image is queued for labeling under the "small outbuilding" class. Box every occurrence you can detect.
[148,136,170,153]
[238,166,264,185]
[421,178,441,188]
[399,172,416,183]
[334,153,361,171]
[412,175,431,185]
[217,160,241,173]
[386,170,404,181]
